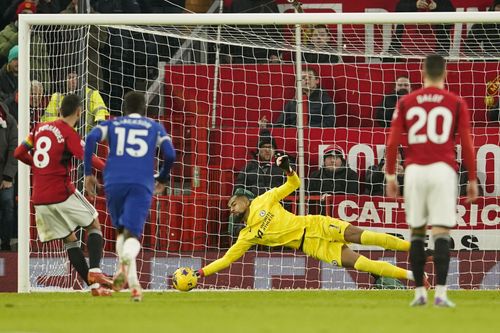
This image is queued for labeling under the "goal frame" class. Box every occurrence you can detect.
[18,11,500,292]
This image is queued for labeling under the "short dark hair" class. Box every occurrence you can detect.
[60,94,82,118]
[123,91,146,116]
[424,55,446,81]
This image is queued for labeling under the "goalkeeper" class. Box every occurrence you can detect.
[196,155,420,284]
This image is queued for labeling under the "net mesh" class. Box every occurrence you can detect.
[25,15,500,291]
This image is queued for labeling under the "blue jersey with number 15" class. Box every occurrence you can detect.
[84,113,175,193]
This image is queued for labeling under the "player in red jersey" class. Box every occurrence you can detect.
[14,94,112,296]
[385,55,478,307]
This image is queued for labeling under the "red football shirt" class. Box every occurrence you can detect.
[386,86,476,180]
[27,119,85,205]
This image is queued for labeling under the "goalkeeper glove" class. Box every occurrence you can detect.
[195,269,204,278]
[277,155,293,175]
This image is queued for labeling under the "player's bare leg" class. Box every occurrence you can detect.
[344,224,410,251]
[340,245,413,281]
[409,226,428,306]
[432,226,455,308]
[63,231,111,296]
[85,219,113,289]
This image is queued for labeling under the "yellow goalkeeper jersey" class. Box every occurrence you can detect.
[202,172,307,277]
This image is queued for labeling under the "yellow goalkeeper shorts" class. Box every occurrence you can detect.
[301,215,351,267]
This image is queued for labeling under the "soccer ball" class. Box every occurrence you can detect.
[172,267,198,292]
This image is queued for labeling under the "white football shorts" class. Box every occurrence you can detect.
[34,190,98,242]
[404,162,457,229]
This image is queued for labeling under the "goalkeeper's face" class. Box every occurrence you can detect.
[228,196,250,221]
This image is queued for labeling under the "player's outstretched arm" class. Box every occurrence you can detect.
[196,239,252,278]
[270,155,300,201]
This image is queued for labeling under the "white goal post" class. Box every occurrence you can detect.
[18,11,500,293]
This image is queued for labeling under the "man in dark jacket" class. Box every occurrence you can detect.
[261,68,335,128]
[0,102,17,250]
[365,147,405,196]
[0,45,18,120]
[307,144,359,198]
[233,130,285,197]
[375,75,411,127]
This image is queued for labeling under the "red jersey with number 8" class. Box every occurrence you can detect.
[387,86,475,180]
[27,119,84,205]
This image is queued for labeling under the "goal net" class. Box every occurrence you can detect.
[18,11,500,292]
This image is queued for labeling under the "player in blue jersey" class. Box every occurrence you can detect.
[84,91,176,301]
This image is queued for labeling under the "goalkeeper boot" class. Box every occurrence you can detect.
[434,297,456,308]
[88,271,113,289]
[130,286,143,302]
[91,286,112,296]
[112,263,129,292]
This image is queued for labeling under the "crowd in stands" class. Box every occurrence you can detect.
[1,0,499,250]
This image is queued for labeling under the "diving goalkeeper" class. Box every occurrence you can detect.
[196,155,421,285]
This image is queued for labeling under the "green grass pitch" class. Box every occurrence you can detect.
[0,290,499,333]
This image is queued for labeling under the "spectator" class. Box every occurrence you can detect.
[375,75,411,127]
[0,2,36,68]
[388,0,455,56]
[456,148,484,197]
[464,0,500,58]
[30,80,48,127]
[0,46,18,121]
[307,144,359,199]
[303,25,340,64]
[458,163,484,197]
[260,68,335,128]
[487,100,500,121]
[227,0,282,64]
[365,147,405,196]
[59,0,107,91]
[0,102,17,251]
[42,71,109,132]
[233,129,286,198]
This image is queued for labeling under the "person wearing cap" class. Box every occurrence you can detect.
[233,130,285,198]
[0,101,17,251]
[0,45,19,120]
[365,147,405,196]
[193,155,428,288]
[307,144,359,199]
[0,1,36,67]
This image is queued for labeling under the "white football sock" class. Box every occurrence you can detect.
[128,259,139,288]
[116,234,125,259]
[415,286,427,299]
[122,237,141,264]
[435,285,447,299]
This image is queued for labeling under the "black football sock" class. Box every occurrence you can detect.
[434,234,451,286]
[87,229,104,269]
[65,241,89,285]
[409,235,426,287]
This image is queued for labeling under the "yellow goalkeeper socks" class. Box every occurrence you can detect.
[360,230,410,251]
[354,255,409,280]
